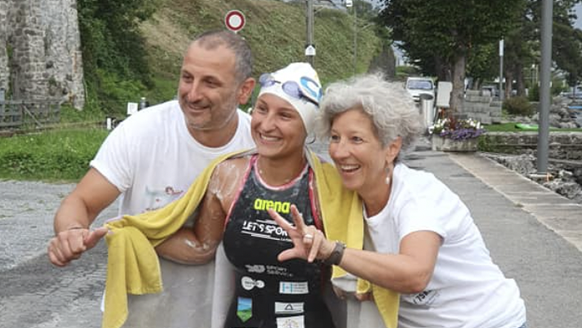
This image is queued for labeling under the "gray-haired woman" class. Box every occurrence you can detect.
[270,74,527,328]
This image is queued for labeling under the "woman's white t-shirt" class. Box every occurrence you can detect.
[364,163,526,328]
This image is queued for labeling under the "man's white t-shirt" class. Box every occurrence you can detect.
[92,100,255,216]
[91,100,255,328]
[364,163,526,328]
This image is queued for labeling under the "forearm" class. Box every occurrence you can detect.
[155,227,217,265]
[54,195,96,233]
[337,248,432,294]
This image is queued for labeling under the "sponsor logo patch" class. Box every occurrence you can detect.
[279,281,309,295]
[275,302,304,315]
[276,315,304,328]
[241,276,265,291]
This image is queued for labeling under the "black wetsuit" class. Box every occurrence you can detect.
[222,155,335,328]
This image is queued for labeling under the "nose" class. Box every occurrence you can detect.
[329,138,349,160]
[185,80,203,103]
[258,112,277,131]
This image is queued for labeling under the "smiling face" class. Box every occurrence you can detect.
[177,41,253,136]
[251,93,307,160]
[328,108,399,202]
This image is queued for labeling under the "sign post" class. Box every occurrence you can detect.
[224,10,245,33]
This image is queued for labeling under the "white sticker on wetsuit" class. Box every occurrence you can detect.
[276,315,305,328]
[241,276,265,290]
[275,302,304,314]
[279,281,309,294]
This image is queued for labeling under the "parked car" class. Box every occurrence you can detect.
[405,77,435,102]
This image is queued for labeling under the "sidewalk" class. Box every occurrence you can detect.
[407,141,582,328]
[1,142,582,327]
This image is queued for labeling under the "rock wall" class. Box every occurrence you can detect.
[0,0,84,108]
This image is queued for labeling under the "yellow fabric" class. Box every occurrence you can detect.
[101,150,247,328]
[101,149,399,328]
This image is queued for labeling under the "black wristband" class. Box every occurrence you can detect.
[323,241,346,266]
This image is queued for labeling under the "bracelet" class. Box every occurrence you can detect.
[323,241,346,266]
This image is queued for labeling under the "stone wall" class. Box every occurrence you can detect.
[0,0,84,108]
[482,132,582,160]
[462,90,502,124]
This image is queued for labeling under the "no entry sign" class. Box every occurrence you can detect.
[225,10,245,33]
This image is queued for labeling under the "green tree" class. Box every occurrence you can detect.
[77,0,158,114]
[379,0,524,112]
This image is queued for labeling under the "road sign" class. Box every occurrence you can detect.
[225,10,245,33]
[305,44,316,56]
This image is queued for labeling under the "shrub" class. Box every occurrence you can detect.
[503,96,534,116]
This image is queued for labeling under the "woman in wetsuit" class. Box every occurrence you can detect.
[156,62,336,328]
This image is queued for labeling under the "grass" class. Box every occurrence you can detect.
[143,0,383,97]
[0,128,109,182]
[0,1,386,182]
[484,123,582,132]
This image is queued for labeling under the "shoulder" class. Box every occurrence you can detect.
[213,156,251,180]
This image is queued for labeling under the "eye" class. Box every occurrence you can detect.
[205,78,219,88]
[351,136,363,143]
[254,105,267,114]
[279,112,294,120]
[329,134,340,143]
[181,73,193,83]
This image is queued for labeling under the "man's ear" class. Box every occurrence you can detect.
[237,77,256,105]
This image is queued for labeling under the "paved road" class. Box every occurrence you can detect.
[1,141,581,327]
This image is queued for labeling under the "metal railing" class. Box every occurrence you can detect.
[0,100,61,130]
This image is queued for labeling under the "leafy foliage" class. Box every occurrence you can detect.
[77,0,158,116]
[503,96,534,116]
[379,0,525,110]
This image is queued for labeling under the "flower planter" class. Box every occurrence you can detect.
[431,135,478,152]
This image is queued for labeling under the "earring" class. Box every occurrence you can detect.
[385,166,391,185]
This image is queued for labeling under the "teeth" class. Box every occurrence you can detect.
[261,134,279,141]
[340,164,359,171]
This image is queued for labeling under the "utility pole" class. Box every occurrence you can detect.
[306,0,314,65]
[353,4,357,75]
[537,0,552,175]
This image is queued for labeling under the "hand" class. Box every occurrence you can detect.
[332,285,373,302]
[47,226,109,267]
[267,204,335,263]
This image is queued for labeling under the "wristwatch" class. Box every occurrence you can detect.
[323,241,346,266]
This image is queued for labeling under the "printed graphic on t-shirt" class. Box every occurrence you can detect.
[144,185,184,211]
[403,289,439,306]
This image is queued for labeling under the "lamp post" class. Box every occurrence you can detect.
[306,0,315,65]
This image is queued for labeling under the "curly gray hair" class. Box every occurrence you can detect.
[317,73,424,156]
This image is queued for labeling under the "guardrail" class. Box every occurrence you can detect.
[0,100,61,130]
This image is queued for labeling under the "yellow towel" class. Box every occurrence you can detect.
[102,149,398,328]
[102,150,247,328]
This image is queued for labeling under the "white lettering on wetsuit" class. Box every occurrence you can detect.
[241,219,291,242]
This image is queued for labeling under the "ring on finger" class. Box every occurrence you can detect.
[304,233,314,239]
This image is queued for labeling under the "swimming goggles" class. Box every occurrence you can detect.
[259,73,322,106]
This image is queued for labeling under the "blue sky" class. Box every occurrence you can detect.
[576,3,582,29]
